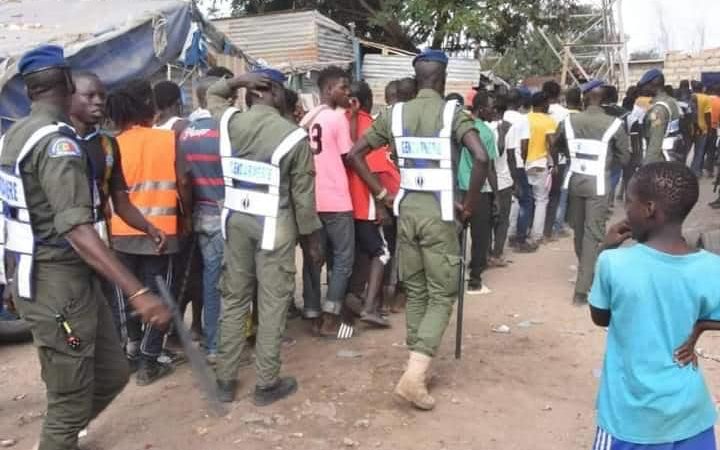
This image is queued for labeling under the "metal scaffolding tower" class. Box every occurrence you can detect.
[537,0,629,90]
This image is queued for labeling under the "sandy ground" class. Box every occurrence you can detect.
[2,180,720,450]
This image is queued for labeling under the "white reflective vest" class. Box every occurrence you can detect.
[153,116,182,131]
[219,108,307,250]
[0,123,104,299]
[391,100,457,221]
[563,116,623,196]
[655,101,681,161]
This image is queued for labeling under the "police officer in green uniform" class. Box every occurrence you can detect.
[638,69,682,164]
[349,49,490,410]
[206,68,323,406]
[0,45,171,450]
[554,80,631,306]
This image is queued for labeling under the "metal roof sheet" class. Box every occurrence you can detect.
[213,10,353,70]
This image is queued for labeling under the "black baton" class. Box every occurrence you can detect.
[154,275,227,417]
[455,225,468,360]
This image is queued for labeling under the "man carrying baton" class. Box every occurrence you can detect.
[348,49,489,411]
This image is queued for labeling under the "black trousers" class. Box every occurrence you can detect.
[469,192,493,284]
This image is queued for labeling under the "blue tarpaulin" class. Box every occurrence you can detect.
[0,0,243,131]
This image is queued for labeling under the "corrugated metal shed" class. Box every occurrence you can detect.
[212,10,353,72]
[363,54,482,108]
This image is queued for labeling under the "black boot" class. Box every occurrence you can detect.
[216,379,238,403]
[253,377,298,407]
[136,358,174,386]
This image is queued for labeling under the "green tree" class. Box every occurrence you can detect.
[221,0,580,53]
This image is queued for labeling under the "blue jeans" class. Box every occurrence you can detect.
[194,212,223,354]
[515,169,533,241]
[302,211,355,316]
[554,188,569,233]
[692,134,709,176]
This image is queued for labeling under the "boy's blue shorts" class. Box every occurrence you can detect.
[592,428,716,450]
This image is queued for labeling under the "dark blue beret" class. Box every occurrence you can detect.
[581,79,606,93]
[516,86,532,98]
[638,68,663,86]
[18,44,67,76]
[252,67,286,84]
[413,49,449,66]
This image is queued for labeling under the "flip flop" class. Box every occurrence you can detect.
[360,313,391,328]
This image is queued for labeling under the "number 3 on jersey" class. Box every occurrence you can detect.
[309,123,323,155]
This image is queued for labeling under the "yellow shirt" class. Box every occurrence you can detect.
[527,111,557,167]
[696,93,713,132]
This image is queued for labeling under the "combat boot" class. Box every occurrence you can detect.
[216,379,238,403]
[254,377,298,406]
[393,351,435,410]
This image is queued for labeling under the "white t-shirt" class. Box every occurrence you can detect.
[489,121,513,191]
[549,103,570,124]
[503,110,530,169]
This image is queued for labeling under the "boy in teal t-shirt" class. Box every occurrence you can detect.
[457,91,498,294]
[590,162,720,450]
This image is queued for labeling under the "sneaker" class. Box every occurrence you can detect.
[253,377,298,407]
[206,352,218,366]
[487,256,508,268]
[158,348,186,366]
[287,303,302,320]
[467,283,492,295]
[136,359,174,386]
[515,241,539,253]
[360,312,391,328]
[216,379,238,403]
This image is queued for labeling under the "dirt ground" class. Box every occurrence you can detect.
[2,180,720,450]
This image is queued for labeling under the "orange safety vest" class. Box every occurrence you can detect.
[111,126,178,236]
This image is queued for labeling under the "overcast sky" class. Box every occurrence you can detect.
[199,0,720,54]
[615,0,720,53]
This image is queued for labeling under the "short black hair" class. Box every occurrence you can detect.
[445,92,464,107]
[397,77,417,102]
[542,80,561,99]
[631,162,699,223]
[284,88,299,114]
[385,80,398,97]
[531,91,548,108]
[494,93,508,115]
[506,88,522,109]
[663,84,675,97]
[153,80,182,110]
[565,87,582,109]
[106,79,155,129]
[206,66,234,79]
[602,85,619,104]
[317,66,349,91]
[471,90,490,114]
[691,80,704,92]
[351,80,373,111]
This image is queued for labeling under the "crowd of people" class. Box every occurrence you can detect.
[3,43,720,450]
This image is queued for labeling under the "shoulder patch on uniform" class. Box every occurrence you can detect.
[48,137,82,158]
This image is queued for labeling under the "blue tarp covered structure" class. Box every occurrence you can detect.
[0,0,245,131]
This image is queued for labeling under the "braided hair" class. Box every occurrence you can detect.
[105,79,155,130]
[631,162,699,223]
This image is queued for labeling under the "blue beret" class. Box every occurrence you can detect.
[580,79,606,93]
[516,86,532,98]
[252,67,286,84]
[638,68,663,86]
[18,44,67,76]
[413,49,448,66]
